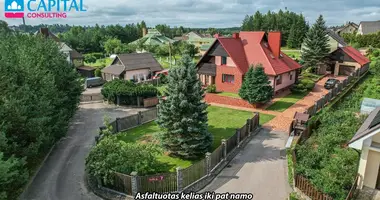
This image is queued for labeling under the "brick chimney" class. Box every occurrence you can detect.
[40,28,49,37]
[268,32,281,58]
[142,27,147,36]
[232,32,239,39]
[213,33,220,38]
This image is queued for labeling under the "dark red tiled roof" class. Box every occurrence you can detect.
[197,31,302,76]
[218,38,249,74]
[341,46,370,66]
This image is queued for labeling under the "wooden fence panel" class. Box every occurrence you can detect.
[240,124,248,141]
[210,146,223,170]
[118,115,139,131]
[140,108,158,124]
[295,175,334,200]
[226,132,238,154]
[109,172,132,195]
[250,114,259,131]
[182,159,206,188]
[143,97,159,108]
[138,172,177,193]
[109,121,117,134]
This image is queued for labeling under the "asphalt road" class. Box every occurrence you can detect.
[201,129,291,200]
[21,103,145,200]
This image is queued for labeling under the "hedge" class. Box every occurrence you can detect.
[101,79,158,103]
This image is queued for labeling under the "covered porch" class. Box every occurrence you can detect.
[198,63,216,86]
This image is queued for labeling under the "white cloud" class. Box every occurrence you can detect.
[0,0,379,27]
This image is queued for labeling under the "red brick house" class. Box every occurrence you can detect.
[196,32,302,93]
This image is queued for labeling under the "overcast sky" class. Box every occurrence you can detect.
[1,0,380,27]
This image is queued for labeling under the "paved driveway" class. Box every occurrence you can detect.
[201,129,291,200]
[21,103,145,200]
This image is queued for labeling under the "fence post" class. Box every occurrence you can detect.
[205,152,212,176]
[222,139,227,161]
[138,111,142,125]
[313,102,318,115]
[115,118,120,133]
[236,129,241,148]
[116,95,120,106]
[136,96,140,107]
[130,171,139,197]
[247,119,252,136]
[176,167,183,192]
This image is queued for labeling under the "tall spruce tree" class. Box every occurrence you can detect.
[157,55,213,159]
[239,64,274,104]
[301,15,330,70]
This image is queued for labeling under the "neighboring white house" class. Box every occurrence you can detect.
[101,52,163,82]
[349,107,380,190]
[357,21,380,35]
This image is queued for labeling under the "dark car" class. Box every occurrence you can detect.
[85,77,105,88]
[324,78,339,89]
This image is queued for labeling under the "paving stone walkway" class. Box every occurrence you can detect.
[264,76,347,132]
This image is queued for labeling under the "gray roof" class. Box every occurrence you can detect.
[117,53,163,72]
[101,65,125,75]
[198,63,216,76]
[359,21,380,35]
[349,107,380,144]
[327,29,348,46]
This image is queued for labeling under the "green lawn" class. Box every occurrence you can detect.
[266,92,307,112]
[217,92,241,99]
[85,58,113,68]
[117,106,274,171]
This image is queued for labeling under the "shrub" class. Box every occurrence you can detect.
[158,73,168,84]
[291,78,315,93]
[101,79,158,103]
[86,136,167,185]
[372,49,380,57]
[84,54,96,63]
[206,84,216,93]
[94,68,102,77]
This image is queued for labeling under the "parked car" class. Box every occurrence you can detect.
[324,78,339,89]
[85,77,105,88]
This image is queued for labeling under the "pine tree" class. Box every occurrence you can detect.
[287,23,297,48]
[241,15,250,31]
[157,55,213,159]
[252,11,263,31]
[239,64,274,104]
[301,15,330,70]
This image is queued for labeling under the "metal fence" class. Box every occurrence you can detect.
[138,172,177,193]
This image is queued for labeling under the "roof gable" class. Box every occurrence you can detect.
[117,53,163,72]
[349,107,380,149]
[341,46,370,66]
[327,29,348,46]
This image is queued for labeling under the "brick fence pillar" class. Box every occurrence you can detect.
[130,171,139,197]
[205,152,212,176]
[236,129,241,148]
[247,119,251,137]
[115,118,120,133]
[176,167,183,192]
[222,139,227,161]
